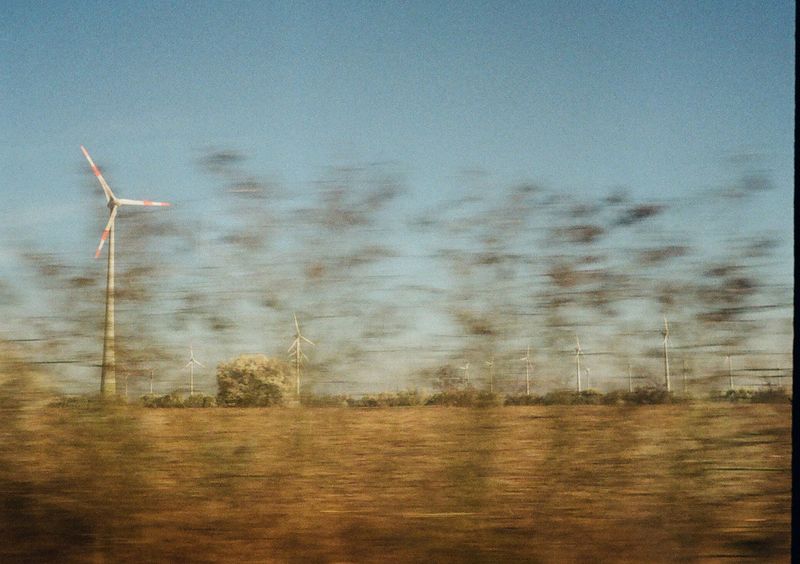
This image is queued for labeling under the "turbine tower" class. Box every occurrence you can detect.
[575,335,583,392]
[81,146,170,396]
[288,313,314,397]
[726,354,733,390]
[485,355,495,393]
[459,362,471,387]
[520,346,533,396]
[184,345,205,396]
[662,316,672,392]
[628,363,633,393]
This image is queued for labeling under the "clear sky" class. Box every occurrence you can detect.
[1,1,794,394]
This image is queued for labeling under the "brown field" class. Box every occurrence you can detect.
[0,400,791,563]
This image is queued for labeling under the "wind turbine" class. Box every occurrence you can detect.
[288,313,314,397]
[81,146,170,396]
[184,345,205,396]
[459,362,470,387]
[628,363,633,393]
[520,346,533,396]
[726,354,733,390]
[584,367,591,390]
[485,355,495,393]
[575,335,583,392]
[662,317,672,392]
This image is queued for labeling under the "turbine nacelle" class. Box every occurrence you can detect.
[81,145,171,258]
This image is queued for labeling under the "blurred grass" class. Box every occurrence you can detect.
[0,369,791,562]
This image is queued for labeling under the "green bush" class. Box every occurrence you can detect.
[216,355,293,407]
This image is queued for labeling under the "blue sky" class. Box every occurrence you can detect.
[0,1,794,393]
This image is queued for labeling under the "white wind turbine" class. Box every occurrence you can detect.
[459,362,470,387]
[485,355,495,393]
[184,345,205,396]
[575,335,583,392]
[520,346,533,396]
[662,316,672,392]
[82,146,170,396]
[288,313,314,397]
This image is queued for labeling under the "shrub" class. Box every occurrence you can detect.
[424,389,501,407]
[624,388,673,405]
[140,391,185,408]
[301,394,350,407]
[710,388,791,404]
[49,394,126,408]
[184,394,217,408]
[216,355,293,407]
[504,394,543,406]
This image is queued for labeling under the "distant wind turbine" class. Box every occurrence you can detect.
[628,363,633,393]
[485,355,495,393]
[726,354,733,390]
[81,146,170,396]
[460,362,470,387]
[520,346,533,396]
[288,313,314,397]
[575,335,583,392]
[662,317,672,392]
[184,345,205,396]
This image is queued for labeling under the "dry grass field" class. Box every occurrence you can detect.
[0,384,791,562]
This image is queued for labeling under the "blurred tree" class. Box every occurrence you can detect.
[216,354,293,406]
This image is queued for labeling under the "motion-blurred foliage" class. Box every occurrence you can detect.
[216,354,292,406]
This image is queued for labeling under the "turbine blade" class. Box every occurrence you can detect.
[117,198,171,207]
[184,361,193,368]
[195,361,205,368]
[94,207,118,258]
[294,313,300,332]
[288,339,299,353]
[81,146,116,202]
[301,335,314,345]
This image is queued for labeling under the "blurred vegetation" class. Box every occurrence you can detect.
[216,355,292,407]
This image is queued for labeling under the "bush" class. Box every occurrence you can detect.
[710,388,791,404]
[49,394,126,408]
[216,355,293,407]
[623,388,673,405]
[504,394,543,406]
[347,390,428,408]
[300,394,350,407]
[424,389,501,407]
[141,391,185,408]
[184,394,217,408]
